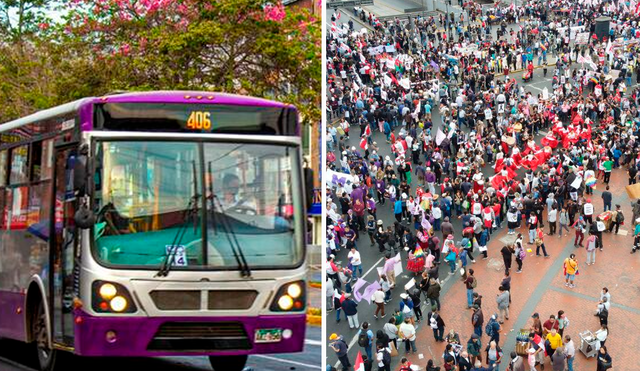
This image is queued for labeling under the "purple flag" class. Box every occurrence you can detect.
[361,282,382,304]
[351,278,369,302]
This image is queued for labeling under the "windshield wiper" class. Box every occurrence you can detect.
[211,195,252,278]
[156,161,200,278]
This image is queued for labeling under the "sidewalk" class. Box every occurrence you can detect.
[400,169,640,371]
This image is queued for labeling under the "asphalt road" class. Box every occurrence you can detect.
[0,325,321,371]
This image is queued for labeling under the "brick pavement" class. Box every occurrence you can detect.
[396,169,640,371]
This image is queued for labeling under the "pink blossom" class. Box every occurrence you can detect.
[120,43,130,55]
[264,3,286,22]
[38,22,50,30]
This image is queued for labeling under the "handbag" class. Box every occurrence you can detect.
[389,341,399,357]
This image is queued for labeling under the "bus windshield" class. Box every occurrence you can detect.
[93,140,303,270]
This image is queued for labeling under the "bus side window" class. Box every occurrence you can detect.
[9,145,29,185]
[0,150,7,187]
[30,141,43,182]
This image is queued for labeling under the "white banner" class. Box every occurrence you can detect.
[576,32,589,45]
[436,128,447,145]
[399,78,411,90]
[385,45,396,53]
[367,45,385,55]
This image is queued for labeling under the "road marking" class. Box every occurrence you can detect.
[305,339,323,346]
[254,355,323,370]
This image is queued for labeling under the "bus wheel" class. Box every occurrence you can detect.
[33,301,64,371]
[209,355,248,371]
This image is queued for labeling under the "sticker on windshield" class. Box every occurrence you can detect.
[166,245,188,266]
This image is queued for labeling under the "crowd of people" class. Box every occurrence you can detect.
[324,0,640,369]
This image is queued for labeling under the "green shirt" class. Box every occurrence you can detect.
[603,161,613,171]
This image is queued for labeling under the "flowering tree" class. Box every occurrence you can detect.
[0,0,52,40]
[0,0,320,127]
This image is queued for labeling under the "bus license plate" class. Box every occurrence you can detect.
[255,329,282,343]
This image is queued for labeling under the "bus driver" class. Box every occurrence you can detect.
[218,173,257,213]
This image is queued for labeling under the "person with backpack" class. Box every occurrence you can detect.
[608,204,624,234]
[472,304,484,338]
[507,351,525,371]
[329,333,351,371]
[485,340,503,368]
[430,311,446,342]
[464,268,477,308]
[366,215,377,246]
[485,314,501,345]
[357,322,375,360]
[376,343,391,371]
[398,357,413,371]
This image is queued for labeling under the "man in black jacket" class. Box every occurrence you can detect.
[458,350,474,371]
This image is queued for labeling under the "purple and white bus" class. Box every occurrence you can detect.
[0,91,309,371]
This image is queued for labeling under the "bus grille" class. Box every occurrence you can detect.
[208,290,258,310]
[150,290,201,310]
[147,322,252,352]
[148,290,258,310]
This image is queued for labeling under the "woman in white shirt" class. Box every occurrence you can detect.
[595,324,608,350]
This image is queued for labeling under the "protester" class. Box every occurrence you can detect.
[399,318,417,354]
[596,345,612,371]
[563,253,578,288]
[329,333,351,371]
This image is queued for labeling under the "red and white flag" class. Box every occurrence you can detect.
[360,137,368,150]
[355,351,365,371]
[336,12,341,19]
[364,125,372,137]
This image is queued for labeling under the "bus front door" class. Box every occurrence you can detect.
[50,147,79,346]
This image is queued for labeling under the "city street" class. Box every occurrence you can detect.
[0,325,321,371]
[326,5,640,371]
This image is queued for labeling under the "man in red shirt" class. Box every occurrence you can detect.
[543,315,559,337]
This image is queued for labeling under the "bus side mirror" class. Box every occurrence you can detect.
[74,145,90,197]
[304,167,314,210]
[74,158,87,196]
[75,203,95,229]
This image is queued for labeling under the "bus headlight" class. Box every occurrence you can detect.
[287,283,302,299]
[99,283,117,300]
[278,295,294,310]
[270,281,306,312]
[92,281,137,314]
[110,296,128,312]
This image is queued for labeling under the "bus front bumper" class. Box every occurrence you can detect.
[73,310,306,357]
